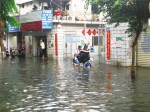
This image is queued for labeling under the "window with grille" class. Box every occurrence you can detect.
[92,36,103,46]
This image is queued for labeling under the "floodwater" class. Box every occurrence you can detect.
[0,57,150,112]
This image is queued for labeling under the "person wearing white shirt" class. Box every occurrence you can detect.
[72,45,82,69]
[40,39,45,59]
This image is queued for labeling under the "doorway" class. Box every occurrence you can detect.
[92,36,105,63]
[36,36,47,58]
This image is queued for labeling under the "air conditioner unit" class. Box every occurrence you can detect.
[67,16,75,21]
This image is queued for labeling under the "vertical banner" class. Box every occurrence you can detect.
[55,34,58,56]
[106,28,111,60]
[42,10,53,29]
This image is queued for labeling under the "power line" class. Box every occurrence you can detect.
[51,1,65,10]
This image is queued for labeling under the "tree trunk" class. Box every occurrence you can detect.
[131,30,141,79]
[0,18,5,59]
[131,45,136,79]
[0,33,5,59]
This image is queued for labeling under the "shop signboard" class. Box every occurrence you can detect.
[8,24,20,32]
[42,10,53,29]
[7,16,20,32]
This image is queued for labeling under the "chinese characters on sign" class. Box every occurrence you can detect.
[42,10,53,29]
[7,16,20,32]
[8,24,20,32]
[106,28,111,60]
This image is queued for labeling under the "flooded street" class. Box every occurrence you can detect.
[0,57,150,112]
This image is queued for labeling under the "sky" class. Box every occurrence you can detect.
[15,0,34,4]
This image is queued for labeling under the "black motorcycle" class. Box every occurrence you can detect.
[18,47,25,58]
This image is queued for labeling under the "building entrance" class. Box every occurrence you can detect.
[36,36,47,58]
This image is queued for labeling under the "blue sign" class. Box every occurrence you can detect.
[106,27,110,31]
[7,16,20,32]
[42,10,53,29]
[90,46,94,53]
[7,23,20,32]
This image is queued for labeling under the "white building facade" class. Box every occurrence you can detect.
[2,0,134,67]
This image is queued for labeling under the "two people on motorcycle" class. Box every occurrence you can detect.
[72,44,91,70]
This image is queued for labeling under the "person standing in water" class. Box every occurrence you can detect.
[40,39,45,59]
[72,45,82,69]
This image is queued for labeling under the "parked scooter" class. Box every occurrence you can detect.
[10,47,16,58]
[18,47,25,58]
[5,47,9,57]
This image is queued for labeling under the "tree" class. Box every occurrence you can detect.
[0,0,20,58]
[85,0,150,78]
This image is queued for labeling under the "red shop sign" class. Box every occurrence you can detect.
[106,30,111,60]
[20,21,42,31]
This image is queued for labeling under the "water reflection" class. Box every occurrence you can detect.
[0,58,150,111]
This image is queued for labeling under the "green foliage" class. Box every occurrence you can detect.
[75,17,79,21]
[85,0,150,37]
[0,0,20,30]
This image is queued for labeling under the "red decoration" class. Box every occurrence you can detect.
[87,29,92,36]
[92,29,97,35]
[106,30,111,60]
[82,29,85,35]
[55,34,58,56]
[54,10,62,16]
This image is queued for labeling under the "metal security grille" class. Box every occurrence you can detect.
[137,26,150,68]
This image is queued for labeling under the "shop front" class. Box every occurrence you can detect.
[20,31,48,57]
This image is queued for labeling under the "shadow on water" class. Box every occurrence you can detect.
[0,58,150,112]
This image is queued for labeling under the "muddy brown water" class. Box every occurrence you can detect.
[0,57,150,112]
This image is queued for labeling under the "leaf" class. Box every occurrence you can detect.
[0,0,20,30]
[85,0,150,40]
